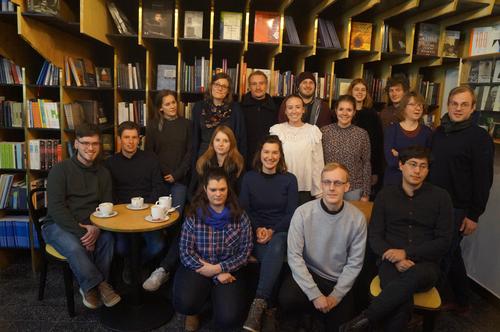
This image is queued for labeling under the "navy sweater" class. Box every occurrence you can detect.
[239,170,298,233]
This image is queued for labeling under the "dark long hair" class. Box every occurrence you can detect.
[152,89,178,130]
[188,167,243,220]
[252,135,288,174]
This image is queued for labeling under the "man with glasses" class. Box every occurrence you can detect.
[42,123,121,309]
[429,86,494,313]
[340,146,453,332]
[279,163,367,331]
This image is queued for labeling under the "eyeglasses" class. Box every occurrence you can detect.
[77,140,100,148]
[449,102,472,109]
[405,161,428,170]
[213,82,229,90]
[407,102,423,108]
[321,180,347,187]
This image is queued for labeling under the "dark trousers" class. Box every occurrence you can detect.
[278,270,355,332]
[365,260,440,332]
[159,223,181,272]
[440,208,470,306]
[173,265,247,330]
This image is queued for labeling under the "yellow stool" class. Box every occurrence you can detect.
[370,275,441,331]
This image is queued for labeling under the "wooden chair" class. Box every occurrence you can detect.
[28,187,75,317]
[348,200,373,223]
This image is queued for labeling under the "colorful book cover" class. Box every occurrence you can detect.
[220,11,242,41]
[143,0,173,38]
[350,22,372,51]
[416,23,440,56]
[253,11,280,44]
[443,30,460,57]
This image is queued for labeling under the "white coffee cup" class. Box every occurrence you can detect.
[155,195,172,210]
[151,205,167,221]
[96,202,113,216]
[131,197,144,208]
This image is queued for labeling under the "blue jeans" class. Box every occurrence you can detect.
[42,222,114,293]
[163,182,187,214]
[115,230,165,263]
[253,231,288,300]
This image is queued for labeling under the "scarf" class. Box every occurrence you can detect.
[440,113,473,134]
[202,100,232,128]
[200,206,231,230]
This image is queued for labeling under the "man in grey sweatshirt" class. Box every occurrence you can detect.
[279,162,367,331]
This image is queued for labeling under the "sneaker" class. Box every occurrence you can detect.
[143,267,170,292]
[339,314,370,332]
[98,281,121,307]
[79,288,101,309]
[185,314,200,332]
[243,298,268,332]
[261,308,278,332]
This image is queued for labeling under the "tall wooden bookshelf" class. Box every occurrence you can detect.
[1,0,498,271]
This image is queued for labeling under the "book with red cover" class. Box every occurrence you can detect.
[253,11,281,44]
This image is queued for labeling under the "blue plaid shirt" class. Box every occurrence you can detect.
[179,211,253,279]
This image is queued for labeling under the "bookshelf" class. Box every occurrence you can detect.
[0,0,498,269]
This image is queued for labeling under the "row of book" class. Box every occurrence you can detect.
[117,63,145,90]
[0,0,15,12]
[63,100,107,130]
[0,57,23,85]
[381,26,406,53]
[317,18,341,49]
[0,142,25,169]
[0,174,26,210]
[363,70,387,103]
[64,56,112,88]
[117,101,147,126]
[29,139,62,171]
[27,99,60,129]
[417,79,441,106]
[180,58,210,93]
[0,99,23,128]
[0,217,40,249]
[35,61,60,86]
[25,0,58,16]
[475,86,500,112]
[468,60,500,84]
[284,16,300,45]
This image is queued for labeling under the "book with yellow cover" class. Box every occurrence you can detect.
[350,22,372,51]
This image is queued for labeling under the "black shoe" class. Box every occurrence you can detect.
[339,314,370,332]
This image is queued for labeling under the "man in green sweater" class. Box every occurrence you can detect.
[42,123,121,309]
[279,163,367,331]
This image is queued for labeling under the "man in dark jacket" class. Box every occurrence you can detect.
[241,70,278,169]
[429,86,494,312]
[340,146,453,332]
[42,123,121,310]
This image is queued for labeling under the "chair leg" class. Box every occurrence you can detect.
[422,311,437,332]
[62,264,75,317]
[38,260,47,300]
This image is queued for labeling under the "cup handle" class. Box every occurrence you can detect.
[96,207,100,212]
[155,201,160,205]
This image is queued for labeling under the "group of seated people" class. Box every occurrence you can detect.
[40,70,494,332]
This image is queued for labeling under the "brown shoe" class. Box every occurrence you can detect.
[185,314,200,331]
[98,281,121,307]
[79,288,101,309]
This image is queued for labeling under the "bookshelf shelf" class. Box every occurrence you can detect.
[27,127,61,132]
[64,86,114,91]
[0,126,24,131]
[412,54,441,61]
[117,88,146,93]
[381,52,410,59]
[0,83,23,88]
[316,47,346,55]
[26,84,59,89]
[22,12,80,34]
[2,208,29,214]
[178,38,211,46]
[349,50,379,56]
[0,11,17,24]
[0,169,26,172]
[247,41,280,49]
[462,53,499,61]
[106,33,138,41]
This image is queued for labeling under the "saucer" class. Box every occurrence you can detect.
[92,211,118,218]
[145,215,170,223]
[167,207,176,213]
[126,203,149,210]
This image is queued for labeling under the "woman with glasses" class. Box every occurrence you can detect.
[191,72,246,162]
[239,135,298,331]
[383,91,432,185]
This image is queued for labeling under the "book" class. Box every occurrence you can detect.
[478,60,493,83]
[468,62,479,83]
[415,23,440,56]
[284,16,300,45]
[469,25,500,56]
[63,103,84,130]
[253,11,280,44]
[156,64,176,91]
[220,11,242,41]
[484,86,498,111]
[82,58,96,87]
[95,67,112,87]
[107,2,136,35]
[443,30,460,57]
[350,22,372,51]
[493,60,500,83]
[325,20,341,49]
[317,18,332,48]
[142,0,173,38]
[26,0,59,15]
[389,27,406,53]
[184,11,203,39]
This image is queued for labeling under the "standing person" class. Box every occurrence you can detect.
[278,72,332,128]
[240,135,299,332]
[340,146,453,332]
[241,71,278,169]
[270,95,324,205]
[173,168,253,331]
[380,74,409,129]
[348,78,384,190]
[383,92,432,186]
[429,86,494,312]
[192,72,246,160]
[42,123,121,309]
[105,121,165,278]
[321,95,371,201]
[279,163,367,331]
[146,90,192,214]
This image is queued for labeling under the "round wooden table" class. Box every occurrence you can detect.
[91,204,180,332]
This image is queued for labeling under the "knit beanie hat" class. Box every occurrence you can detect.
[296,71,316,87]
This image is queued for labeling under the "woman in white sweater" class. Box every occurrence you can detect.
[270,95,324,205]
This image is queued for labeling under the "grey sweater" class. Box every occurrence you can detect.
[287,199,367,302]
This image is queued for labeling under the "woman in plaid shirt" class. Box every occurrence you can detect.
[173,168,253,331]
